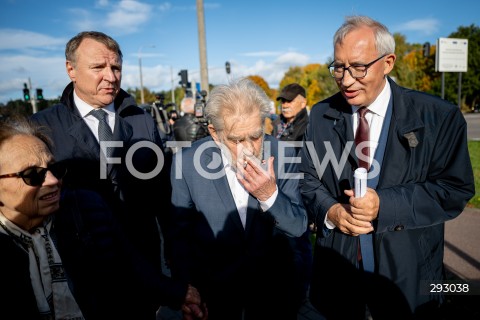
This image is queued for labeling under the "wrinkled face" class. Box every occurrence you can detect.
[67,38,122,108]
[209,111,264,168]
[332,26,395,107]
[0,135,62,231]
[279,95,306,122]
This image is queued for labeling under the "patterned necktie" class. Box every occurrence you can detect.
[355,107,370,170]
[89,109,114,157]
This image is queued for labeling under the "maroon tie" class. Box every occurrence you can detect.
[355,107,370,171]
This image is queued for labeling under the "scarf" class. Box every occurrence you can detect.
[0,213,84,320]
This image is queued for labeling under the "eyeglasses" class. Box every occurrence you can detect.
[328,54,387,80]
[0,162,67,187]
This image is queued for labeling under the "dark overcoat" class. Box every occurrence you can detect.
[299,77,475,318]
[31,83,171,270]
[0,189,187,320]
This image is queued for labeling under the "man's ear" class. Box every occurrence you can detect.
[301,97,307,109]
[384,53,396,75]
[66,61,76,82]
[208,124,218,141]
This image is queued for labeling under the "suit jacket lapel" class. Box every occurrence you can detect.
[326,101,357,165]
[67,119,101,159]
[378,78,425,187]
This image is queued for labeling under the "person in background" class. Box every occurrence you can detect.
[263,101,277,135]
[30,31,171,290]
[0,117,205,320]
[273,83,309,143]
[172,96,209,143]
[168,78,308,320]
[298,15,474,319]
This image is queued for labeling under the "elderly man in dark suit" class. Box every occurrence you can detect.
[168,78,308,320]
[298,16,474,319]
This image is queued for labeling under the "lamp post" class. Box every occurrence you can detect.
[138,45,155,104]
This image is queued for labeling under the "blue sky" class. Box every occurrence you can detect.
[1,0,479,104]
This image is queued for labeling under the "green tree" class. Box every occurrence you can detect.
[279,64,338,108]
[0,100,32,119]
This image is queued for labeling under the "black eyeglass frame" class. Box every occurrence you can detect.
[328,54,387,80]
[0,162,67,187]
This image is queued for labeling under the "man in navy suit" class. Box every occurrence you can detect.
[298,16,474,319]
[30,31,196,319]
[168,78,308,320]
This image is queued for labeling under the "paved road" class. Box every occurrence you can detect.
[465,112,480,140]
[444,207,480,285]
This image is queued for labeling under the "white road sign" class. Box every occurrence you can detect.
[435,38,468,72]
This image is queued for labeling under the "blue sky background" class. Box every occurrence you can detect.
[1,0,479,104]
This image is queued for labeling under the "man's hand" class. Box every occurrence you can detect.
[344,188,379,223]
[327,202,374,236]
[236,155,276,201]
[181,285,208,320]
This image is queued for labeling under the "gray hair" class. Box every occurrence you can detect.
[333,16,395,56]
[180,97,195,114]
[65,31,123,66]
[204,78,271,131]
[0,116,53,154]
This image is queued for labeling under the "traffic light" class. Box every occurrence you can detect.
[23,83,30,102]
[422,42,430,57]
[36,88,44,100]
[178,69,188,87]
[225,61,231,74]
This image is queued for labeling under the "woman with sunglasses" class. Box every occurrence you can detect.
[0,117,206,320]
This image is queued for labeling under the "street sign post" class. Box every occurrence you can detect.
[435,38,468,105]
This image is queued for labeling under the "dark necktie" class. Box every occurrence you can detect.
[354,107,375,272]
[355,107,370,170]
[90,109,114,157]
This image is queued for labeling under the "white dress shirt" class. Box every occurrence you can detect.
[221,151,278,228]
[74,90,116,141]
[325,78,391,229]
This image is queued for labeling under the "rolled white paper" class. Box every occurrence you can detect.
[354,167,367,198]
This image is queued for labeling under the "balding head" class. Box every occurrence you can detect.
[181,97,195,114]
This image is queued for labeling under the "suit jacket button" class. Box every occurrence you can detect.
[394,225,404,231]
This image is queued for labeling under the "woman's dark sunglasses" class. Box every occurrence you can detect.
[0,162,67,187]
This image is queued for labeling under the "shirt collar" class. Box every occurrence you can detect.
[74,90,115,118]
[221,149,233,171]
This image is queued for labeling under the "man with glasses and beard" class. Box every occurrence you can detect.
[167,78,308,320]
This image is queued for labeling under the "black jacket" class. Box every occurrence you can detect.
[299,78,474,318]
[0,189,187,320]
[172,113,209,142]
[272,107,309,142]
[31,82,171,270]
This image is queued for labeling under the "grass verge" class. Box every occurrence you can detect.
[467,141,480,208]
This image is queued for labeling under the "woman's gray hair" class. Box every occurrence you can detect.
[0,116,53,153]
[204,78,271,131]
[333,15,395,56]
[65,31,123,66]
